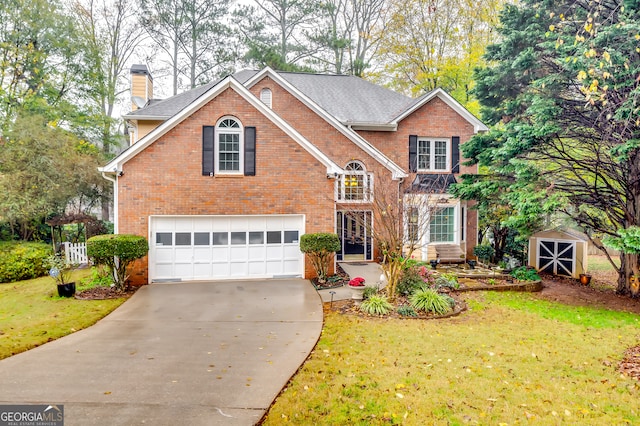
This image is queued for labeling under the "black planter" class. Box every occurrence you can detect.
[430,260,438,269]
[57,282,76,297]
[466,260,477,269]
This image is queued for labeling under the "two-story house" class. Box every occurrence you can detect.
[99,65,487,284]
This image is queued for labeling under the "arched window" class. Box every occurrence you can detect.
[339,161,372,202]
[216,117,242,173]
[260,88,272,108]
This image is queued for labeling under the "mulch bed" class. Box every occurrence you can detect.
[324,295,467,320]
[74,286,138,300]
[311,263,350,290]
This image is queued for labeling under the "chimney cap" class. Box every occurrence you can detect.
[130,64,152,79]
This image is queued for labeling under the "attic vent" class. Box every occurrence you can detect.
[260,88,272,108]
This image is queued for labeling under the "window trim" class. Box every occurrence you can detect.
[215,116,243,175]
[429,206,456,243]
[417,138,450,172]
[260,88,272,108]
[337,160,373,203]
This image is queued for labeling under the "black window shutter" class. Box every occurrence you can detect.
[451,136,460,173]
[409,135,418,172]
[202,126,214,176]
[244,126,256,176]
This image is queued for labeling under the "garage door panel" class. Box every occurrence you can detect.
[174,248,192,263]
[155,264,174,278]
[155,248,173,263]
[266,246,283,260]
[283,246,300,258]
[193,247,212,262]
[249,262,266,275]
[212,263,230,277]
[193,263,212,278]
[212,247,229,261]
[248,246,266,260]
[230,246,248,261]
[230,262,248,276]
[150,215,303,281]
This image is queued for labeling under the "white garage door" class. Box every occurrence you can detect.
[149,215,304,282]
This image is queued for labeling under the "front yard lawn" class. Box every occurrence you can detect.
[262,291,640,425]
[0,269,128,360]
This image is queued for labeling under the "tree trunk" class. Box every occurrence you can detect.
[619,150,640,297]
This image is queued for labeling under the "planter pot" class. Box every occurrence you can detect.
[579,274,592,286]
[466,260,477,270]
[348,285,366,300]
[57,282,76,297]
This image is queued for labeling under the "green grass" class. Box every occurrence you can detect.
[588,254,619,272]
[263,292,640,425]
[0,269,127,360]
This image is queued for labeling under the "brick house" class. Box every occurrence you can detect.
[99,66,487,285]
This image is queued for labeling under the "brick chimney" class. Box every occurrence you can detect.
[130,64,153,111]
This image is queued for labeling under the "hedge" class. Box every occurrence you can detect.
[0,242,53,283]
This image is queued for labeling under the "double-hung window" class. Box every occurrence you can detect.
[417,138,449,172]
[216,117,242,174]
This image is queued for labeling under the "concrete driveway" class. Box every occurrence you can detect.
[0,279,323,425]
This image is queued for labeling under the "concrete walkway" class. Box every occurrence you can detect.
[317,262,385,302]
[0,279,323,425]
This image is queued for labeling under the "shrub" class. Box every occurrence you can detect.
[510,266,541,281]
[359,295,394,315]
[87,234,148,290]
[473,244,495,263]
[363,286,378,300]
[410,288,452,315]
[434,273,459,290]
[300,233,340,283]
[397,305,418,317]
[398,266,435,296]
[0,242,52,283]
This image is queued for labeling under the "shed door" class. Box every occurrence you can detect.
[537,239,575,276]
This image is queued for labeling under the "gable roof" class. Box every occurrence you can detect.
[274,72,413,125]
[244,68,407,179]
[393,88,489,133]
[101,76,342,175]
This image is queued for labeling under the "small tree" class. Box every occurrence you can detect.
[87,234,149,290]
[300,233,341,283]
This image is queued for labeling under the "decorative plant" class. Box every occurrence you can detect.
[359,294,394,315]
[473,244,495,264]
[397,305,418,317]
[87,234,149,291]
[510,266,541,281]
[363,286,377,300]
[299,233,341,283]
[348,276,366,287]
[434,273,459,290]
[410,288,453,315]
[46,254,74,286]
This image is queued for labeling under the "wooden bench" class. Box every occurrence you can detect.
[431,244,466,264]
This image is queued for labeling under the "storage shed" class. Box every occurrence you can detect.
[528,229,588,279]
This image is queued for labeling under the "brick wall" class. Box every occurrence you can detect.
[119,87,336,284]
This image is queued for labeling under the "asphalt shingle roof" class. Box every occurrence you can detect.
[125,69,415,125]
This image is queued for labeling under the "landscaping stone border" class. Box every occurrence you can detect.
[456,280,543,293]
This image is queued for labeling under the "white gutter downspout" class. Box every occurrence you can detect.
[101,171,118,234]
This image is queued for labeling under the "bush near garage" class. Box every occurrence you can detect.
[0,241,52,283]
[300,233,341,283]
[87,234,148,290]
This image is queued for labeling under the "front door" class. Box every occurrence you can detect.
[336,211,373,261]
